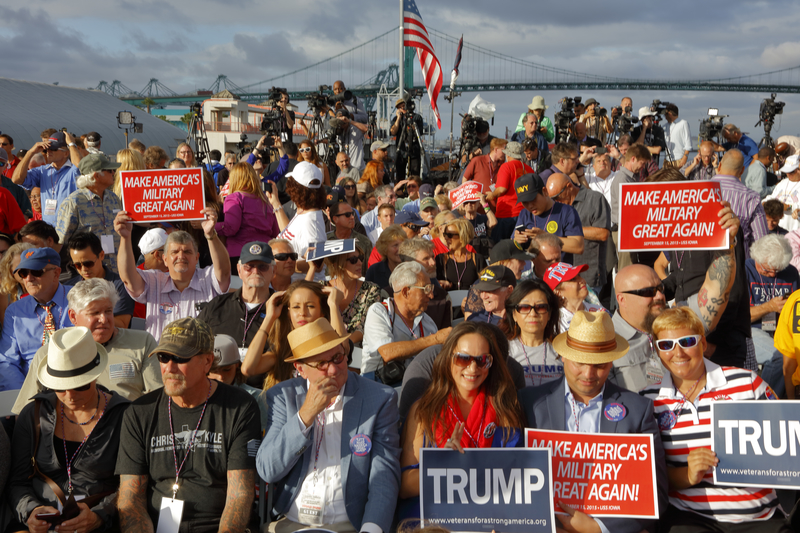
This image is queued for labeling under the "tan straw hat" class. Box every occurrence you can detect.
[285,318,351,362]
[38,327,108,390]
[552,311,629,364]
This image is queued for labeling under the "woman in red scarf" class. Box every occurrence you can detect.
[398,322,522,506]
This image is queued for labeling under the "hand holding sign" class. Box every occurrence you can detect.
[200,207,218,238]
[716,201,739,241]
[555,502,601,533]
[114,210,133,240]
[686,448,718,488]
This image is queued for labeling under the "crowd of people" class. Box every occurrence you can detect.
[0,87,797,533]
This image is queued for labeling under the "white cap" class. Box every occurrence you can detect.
[138,228,168,255]
[213,334,241,367]
[638,106,656,119]
[286,161,322,189]
[779,154,800,174]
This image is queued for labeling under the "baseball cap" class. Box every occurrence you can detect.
[420,197,438,211]
[85,131,102,143]
[150,317,214,359]
[584,98,598,107]
[396,211,429,227]
[78,153,121,175]
[419,184,434,199]
[213,334,241,368]
[489,239,535,263]
[46,131,68,151]
[139,228,168,255]
[474,266,517,291]
[371,140,391,152]
[15,247,61,273]
[638,106,657,119]
[326,185,345,206]
[779,154,800,174]
[286,161,322,189]
[0,148,7,163]
[514,173,545,203]
[543,262,589,291]
[240,241,274,264]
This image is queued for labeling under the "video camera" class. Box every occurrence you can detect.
[307,84,355,112]
[699,108,728,142]
[258,86,287,137]
[459,114,485,157]
[554,96,581,131]
[760,93,785,123]
[649,99,673,122]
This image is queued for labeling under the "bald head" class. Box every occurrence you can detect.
[719,149,744,178]
[616,264,659,293]
[546,173,577,204]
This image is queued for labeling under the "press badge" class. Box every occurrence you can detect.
[646,352,664,385]
[44,199,58,217]
[297,492,324,526]
[100,235,115,255]
[762,312,777,332]
[156,497,183,533]
[238,347,248,362]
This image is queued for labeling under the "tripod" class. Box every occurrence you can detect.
[186,104,211,166]
[756,115,776,149]
[396,111,426,181]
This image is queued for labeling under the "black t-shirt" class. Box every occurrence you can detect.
[115,384,260,529]
[468,214,489,238]
[435,252,486,291]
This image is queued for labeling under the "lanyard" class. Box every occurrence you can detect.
[445,395,487,448]
[534,208,554,234]
[672,377,702,421]
[756,270,779,301]
[568,394,583,432]
[450,252,470,290]
[390,299,424,339]
[168,379,212,499]
[312,412,326,483]
[241,302,265,347]
[60,391,107,495]
[520,341,551,387]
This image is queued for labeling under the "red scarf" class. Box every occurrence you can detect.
[434,386,499,448]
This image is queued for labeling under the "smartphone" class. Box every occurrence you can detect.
[35,512,61,524]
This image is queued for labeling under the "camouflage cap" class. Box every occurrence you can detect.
[150,317,214,359]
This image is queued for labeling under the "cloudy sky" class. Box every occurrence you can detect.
[2,0,800,147]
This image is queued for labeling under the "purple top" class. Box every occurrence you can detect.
[216,192,279,258]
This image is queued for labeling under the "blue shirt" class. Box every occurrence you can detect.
[516,202,584,263]
[22,161,79,226]
[564,379,604,433]
[745,258,800,329]
[466,310,503,326]
[0,284,73,390]
[510,130,550,159]
[246,153,289,184]
[723,133,759,168]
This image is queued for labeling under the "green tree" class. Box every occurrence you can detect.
[142,97,156,114]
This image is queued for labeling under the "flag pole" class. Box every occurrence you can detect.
[398,0,404,99]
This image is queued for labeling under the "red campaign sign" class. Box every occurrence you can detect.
[526,428,658,519]
[449,181,483,209]
[120,168,206,222]
[618,181,728,252]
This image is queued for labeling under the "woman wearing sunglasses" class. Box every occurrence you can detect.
[8,327,128,533]
[324,244,381,345]
[0,242,33,323]
[297,139,330,187]
[504,279,563,387]
[641,307,787,533]
[435,218,485,291]
[337,177,361,219]
[398,322,522,518]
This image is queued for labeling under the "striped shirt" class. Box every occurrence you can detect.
[711,175,768,257]
[640,360,778,523]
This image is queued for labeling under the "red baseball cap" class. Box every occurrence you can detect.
[543,262,588,290]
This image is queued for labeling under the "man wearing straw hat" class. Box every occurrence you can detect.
[519,310,667,533]
[257,317,401,533]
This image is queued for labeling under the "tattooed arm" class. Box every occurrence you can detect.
[219,469,255,533]
[118,475,154,533]
[696,201,740,332]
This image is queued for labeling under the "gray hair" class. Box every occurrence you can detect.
[165,230,198,254]
[390,261,425,292]
[76,171,101,189]
[750,234,793,271]
[399,237,434,259]
[67,278,119,312]
[375,184,394,202]
[533,232,563,251]
[31,154,46,165]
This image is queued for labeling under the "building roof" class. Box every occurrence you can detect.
[0,77,188,158]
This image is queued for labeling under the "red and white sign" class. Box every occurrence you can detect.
[618,181,728,252]
[526,429,658,519]
[449,181,483,209]
[120,168,206,222]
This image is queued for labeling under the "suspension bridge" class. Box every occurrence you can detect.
[109,26,800,112]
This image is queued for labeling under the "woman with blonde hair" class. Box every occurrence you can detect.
[112,148,145,198]
[175,142,196,167]
[435,218,484,290]
[365,225,407,290]
[215,162,281,270]
[324,244,381,344]
[0,242,34,323]
[297,139,331,187]
[359,160,386,190]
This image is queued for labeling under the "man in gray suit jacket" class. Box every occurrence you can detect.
[257,318,401,533]
[518,310,668,533]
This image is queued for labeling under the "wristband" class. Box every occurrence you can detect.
[481,204,489,209]
[205,230,218,241]
[68,143,77,147]
[484,207,491,213]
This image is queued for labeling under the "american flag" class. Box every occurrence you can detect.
[403,0,442,128]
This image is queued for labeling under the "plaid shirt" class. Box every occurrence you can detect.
[55,188,122,273]
[712,174,768,257]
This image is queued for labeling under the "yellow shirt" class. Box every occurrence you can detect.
[773,289,800,386]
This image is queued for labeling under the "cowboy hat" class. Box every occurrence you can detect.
[285,318,351,362]
[552,311,629,364]
[38,327,108,391]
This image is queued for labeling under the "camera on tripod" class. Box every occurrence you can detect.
[649,99,673,121]
[699,108,728,142]
[458,115,484,157]
[259,86,286,138]
[760,93,785,122]
[554,96,581,130]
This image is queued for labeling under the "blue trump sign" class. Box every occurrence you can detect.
[712,400,800,489]
[420,448,555,533]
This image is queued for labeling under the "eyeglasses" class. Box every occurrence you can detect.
[655,335,702,352]
[443,232,460,239]
[514,303,550,315]
[298,147,312,153]
[0,162,5,168]
[333,211,355,218]
[453,352,493,369]
[304,351,346,370]
[157,353,195,365]
[407,183,419,190]
[274,252,298,261]
[343,184,355,190]
[551,185,570,199]
[621,283,665,298]
[54,383,91,393]
[72,260,97,270]
[241,263,271,273]
[410,284,434,295]
[346,256,363,265]
[18,267,56,278]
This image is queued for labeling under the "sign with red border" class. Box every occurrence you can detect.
[120,168,206,222]
[449,182,483,209]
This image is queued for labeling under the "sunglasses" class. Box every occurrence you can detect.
[18,267,56,278]
[54,383,91,393]
[334,211,355,218]
[346,256,363,265]
[157,353,195,365]
[304,351,346,370]
[241,263,271,273]
[622,283,665,298]
[443,232,460,239]
[298,147,312,153]
[274,252,299,261]
[0,162,5,168]
[453,352,493,369]
[343,185,355,190]
[72,260,96,270]
[655,335,702,352]
[514,303,550,315]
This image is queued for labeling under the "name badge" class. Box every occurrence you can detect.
[44,199,58,217]
[156,497,183,533]
[762,312,777,333]
[100,235,115,255]
[238,347,248,362]
[298,492,324,526]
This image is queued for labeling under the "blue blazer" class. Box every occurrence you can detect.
[518,377,668,533]
[257,372,401,533]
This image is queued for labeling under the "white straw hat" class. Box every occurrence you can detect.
[38,327,108,390]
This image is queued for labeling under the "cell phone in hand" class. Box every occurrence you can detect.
[35,512,61,524]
